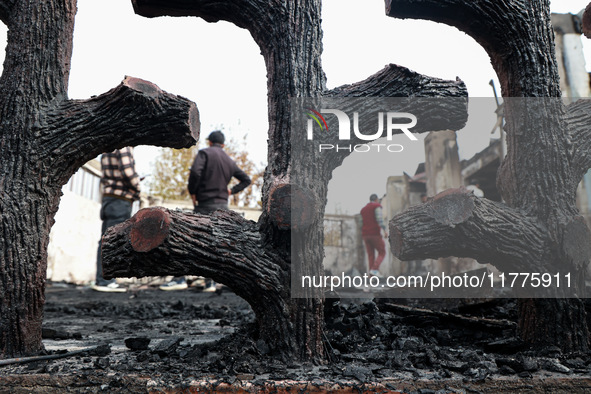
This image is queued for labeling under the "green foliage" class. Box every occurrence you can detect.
[224,135,265,208]
[147,146,198,201]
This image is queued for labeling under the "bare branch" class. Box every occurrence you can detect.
[317,65,468,166]
[131,0,269,29]
[385,0,560,97]
[389,188,550,273]
[102,207,287,296]
[326,64,467,99]
[385,0,512,49]
[568,99,591,177]
[38,76,199,183]
[324,64,468,132]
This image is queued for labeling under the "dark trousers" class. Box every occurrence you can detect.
[96,197,132,285]
[194,202,228,214]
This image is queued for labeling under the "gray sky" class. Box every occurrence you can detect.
[1,0,590,212]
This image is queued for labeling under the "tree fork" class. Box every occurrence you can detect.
[0,0,199,358]
[99,0,472,364]
[39,76,200,184]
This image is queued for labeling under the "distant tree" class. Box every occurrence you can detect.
[148,146,198,201]
[148,134,264,207]
[224,135,265,208]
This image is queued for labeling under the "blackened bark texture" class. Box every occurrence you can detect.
[324,64,468,168]
[388,0,591,352]
[0,0,15,24]
[103,0,468,362]
[126,0,329,362]
[103,208,295,357]
[0,2,198,358]
[583,3,591,39]
[390,188,550,273]
[326,64,466,99]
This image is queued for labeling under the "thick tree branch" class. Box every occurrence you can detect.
[324,64,468,132]
[385,0,569,218]
[38,76,199,184]
[102,206,297,357]
[131,0,270,29]
[317,64,467,165]
[102,207,287,297]
[326,64,467,99]
[385,0,514,50]
[385,0,560,97]
[389,188,550,273]
[567,99,591,177]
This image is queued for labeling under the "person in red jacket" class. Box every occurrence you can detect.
[360,194,388,277]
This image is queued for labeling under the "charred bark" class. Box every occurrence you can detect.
[0,1,197,358]
[583,3,591,39]
[102,207,296,358]
[39,76,199,185]
[390,188,550,274]
[388,0,591,351]
[518,298,589,352]
[0,0,15,24]
[380,303,517,334]
[4,0,584,362]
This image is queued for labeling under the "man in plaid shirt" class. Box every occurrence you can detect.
[92,147,141,292]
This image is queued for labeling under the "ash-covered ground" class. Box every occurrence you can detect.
[1,281,591,392]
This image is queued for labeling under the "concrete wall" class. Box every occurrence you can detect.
[552,12,590,101]
[384,176,410,221]
[323,214,363,275]
[47,189,102,284]
[382,176,412,276]
[577,176,591,227]
[424,130,462,196]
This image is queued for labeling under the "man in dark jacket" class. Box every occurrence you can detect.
[160,131,251,291]
[360,193,387,277]
[187,130,251,213]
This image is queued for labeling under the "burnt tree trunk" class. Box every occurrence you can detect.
[0,1,198,358]
[387,0,591,352]
[103,0,467,362]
